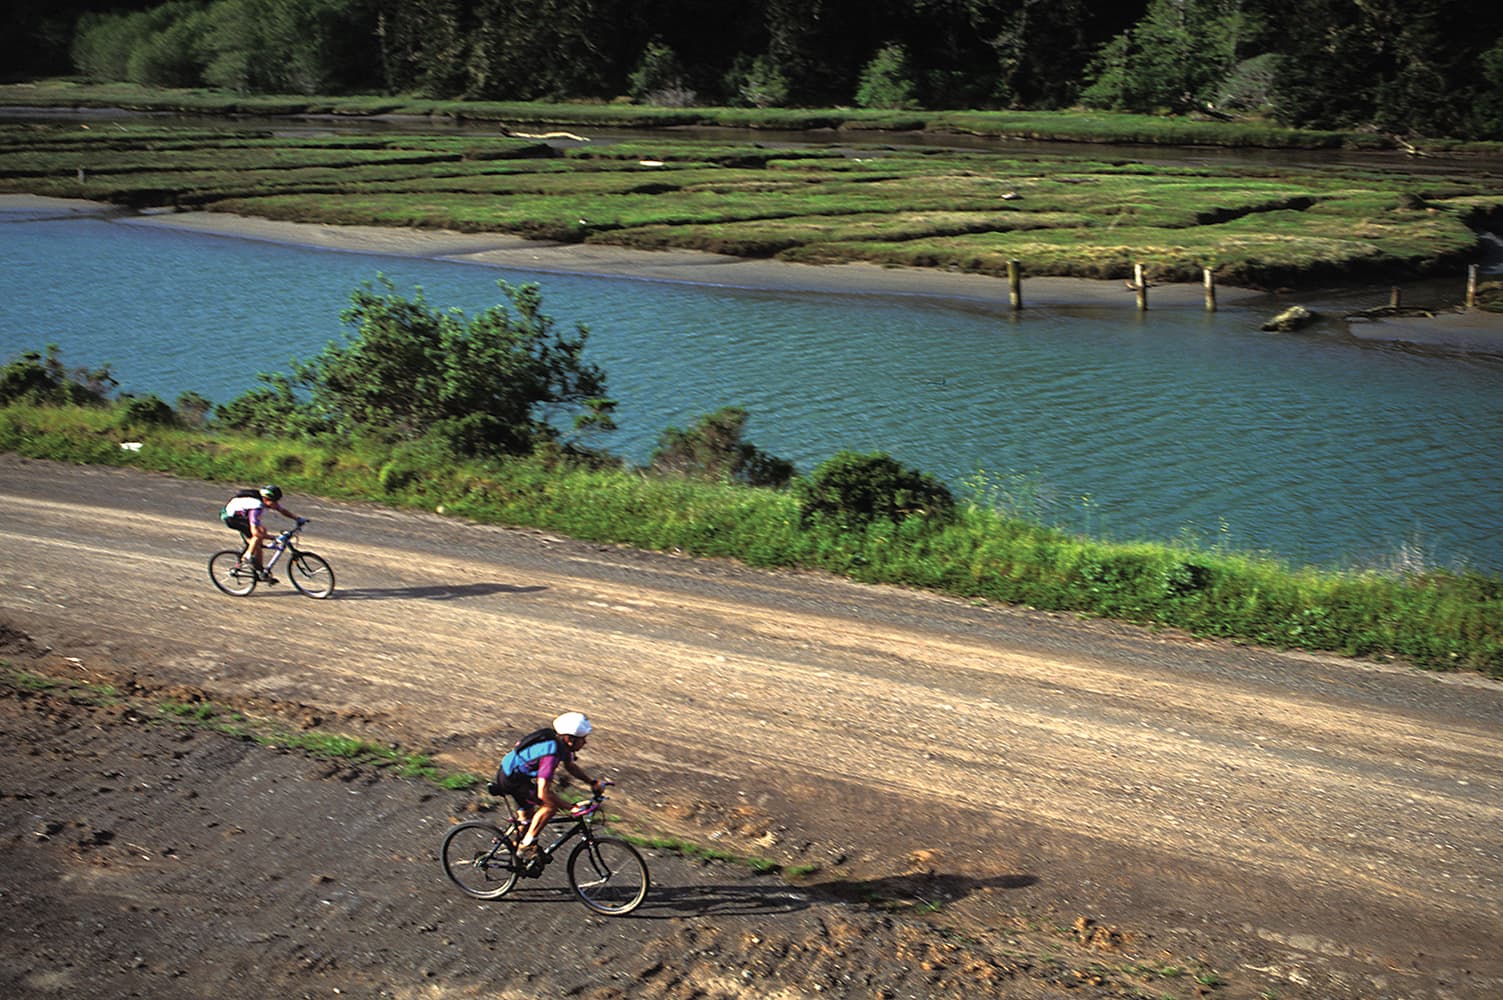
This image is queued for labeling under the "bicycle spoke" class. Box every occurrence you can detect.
[567,837,648,915]
[441,822,518,899]
[208,550,256,596]
[288,551,335,599]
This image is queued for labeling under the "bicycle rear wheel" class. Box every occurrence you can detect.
[441,822,518,899]
[568,836,649,915]
[208,550,256,596]
[288,551,335,598]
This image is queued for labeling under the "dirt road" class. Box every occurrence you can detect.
[2,454,1501,998]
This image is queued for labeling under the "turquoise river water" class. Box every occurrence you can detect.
[2,201,1501,573]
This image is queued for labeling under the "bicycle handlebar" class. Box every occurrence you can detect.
[272,519,311,545]
[567,781,614,819]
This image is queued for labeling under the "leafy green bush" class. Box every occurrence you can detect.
[0,346,116,406]
[175,391,214,427]
[650,406,794,488]
[629,40,691,106]
[118,394,180,429]
[855,44,919,111]
[215,374,322,438]
[725,54,789,109]
[312,278,617,458]
[798,451,954,529]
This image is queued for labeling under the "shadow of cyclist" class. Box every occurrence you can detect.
[621,870,1037,920]
[333,582,547,601]
[618,881,817,919]
[808,870,1039,910]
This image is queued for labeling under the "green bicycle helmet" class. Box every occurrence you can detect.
[259,484,283,502]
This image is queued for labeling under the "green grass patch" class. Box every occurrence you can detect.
[3,667,120,702]
[3,668,480,790]
[622,831,782,873]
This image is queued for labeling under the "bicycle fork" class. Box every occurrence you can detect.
[574,840,615,889]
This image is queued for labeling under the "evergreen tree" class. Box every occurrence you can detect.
[376,0,468,97]
[1264,0,1503,138]
[465,0,621,100]
[855,42,919,109]
[1081,0,1251,113]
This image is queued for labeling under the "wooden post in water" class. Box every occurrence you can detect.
[1390,286,1402,309]
[1134,263,1148,311]
[1007,259,1023,311]
[1203,267,1217,312]
[1467,264,1479,308]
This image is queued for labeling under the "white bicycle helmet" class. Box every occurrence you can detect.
[553,711,592,737]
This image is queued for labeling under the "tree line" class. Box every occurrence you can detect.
[5,0,1502,138]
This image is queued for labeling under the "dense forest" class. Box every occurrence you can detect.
[3,1,1502,139]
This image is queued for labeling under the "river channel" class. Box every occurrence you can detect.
[2,114,1501,574]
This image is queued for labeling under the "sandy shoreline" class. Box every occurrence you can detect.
[9,194,1502,350]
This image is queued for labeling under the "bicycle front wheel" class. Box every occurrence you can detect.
[441,822,518,899]
[288,551,335,599]
[568,836,649,915]
[208,550,256,596]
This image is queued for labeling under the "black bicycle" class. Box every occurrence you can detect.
[208,519,335,599]
[440,790,649,916]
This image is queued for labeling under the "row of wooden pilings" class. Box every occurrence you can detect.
[1001,261,1488,312]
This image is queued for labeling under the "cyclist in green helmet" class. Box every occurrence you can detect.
[220,484,305,583]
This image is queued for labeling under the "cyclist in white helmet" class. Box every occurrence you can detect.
[490,711,605,862]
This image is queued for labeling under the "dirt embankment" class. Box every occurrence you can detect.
[3,454,1502,999]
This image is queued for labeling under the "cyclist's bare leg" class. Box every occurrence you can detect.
[241,528,268,569]
[519,803,556,849]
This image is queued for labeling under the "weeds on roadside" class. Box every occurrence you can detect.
[4,401,1501,676]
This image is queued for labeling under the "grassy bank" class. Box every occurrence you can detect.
[4,401,1500,678]
[3,96,1502,291]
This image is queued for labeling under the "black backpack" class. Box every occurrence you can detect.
[487,726,561,794]
[219,489,263,523]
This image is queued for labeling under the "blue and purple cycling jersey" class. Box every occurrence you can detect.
[501,738,570,783]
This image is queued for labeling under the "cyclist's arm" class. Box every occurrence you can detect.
[268,500,304,521]
[564,759,603,792]
[534,757,571,810]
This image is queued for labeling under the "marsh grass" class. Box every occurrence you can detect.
[2,118,1497,286]
[4,405,1500,676]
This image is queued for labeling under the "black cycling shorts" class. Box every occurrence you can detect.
[490,770,540,809]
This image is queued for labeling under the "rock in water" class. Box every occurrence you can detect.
[1261,305,1318,332]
